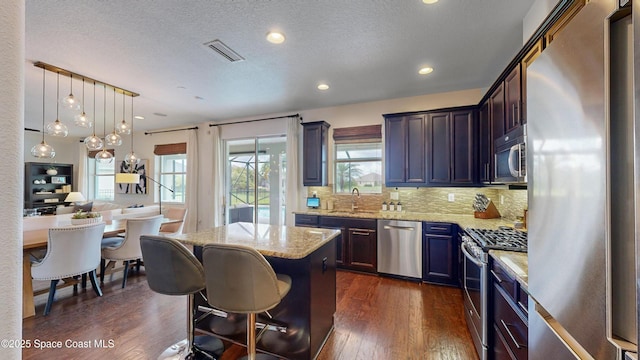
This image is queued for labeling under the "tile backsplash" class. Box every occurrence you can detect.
[307,186,527,221]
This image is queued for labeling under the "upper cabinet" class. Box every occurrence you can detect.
[490,83,506,141]
[302,121,330,186]
[520,39,543,124]
[478,101,492,183]
[504,64,522,133]
[427,109,476,186]
[384,114,427,187]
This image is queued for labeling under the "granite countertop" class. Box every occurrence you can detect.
[169,222,340,260]
[294,209,515,230]
[489,250,529,290]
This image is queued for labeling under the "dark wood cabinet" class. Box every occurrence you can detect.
[490,83,506,141]
[520,39,543,125]
[426,108,476,186]
[504,64,522,133]
[422,222,458,286]
[296,215,377,273]
[478,101,492,183]
[302,121,330,186]
[490,259,528,360]
[24,162,74,214]
[384,114,426,187]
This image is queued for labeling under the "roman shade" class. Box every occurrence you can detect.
[332,125,382,143]
[154,143,186,156]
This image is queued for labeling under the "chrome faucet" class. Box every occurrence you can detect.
[351,187,360,212]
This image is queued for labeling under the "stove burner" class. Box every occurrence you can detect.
[465,226,527,252]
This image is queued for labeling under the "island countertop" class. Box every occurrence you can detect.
[170,222,341,260]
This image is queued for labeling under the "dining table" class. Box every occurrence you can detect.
[22,218,179,319]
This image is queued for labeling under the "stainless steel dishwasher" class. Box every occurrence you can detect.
[377,220,422,279]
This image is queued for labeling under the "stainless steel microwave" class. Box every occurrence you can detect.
[494,125,526,183]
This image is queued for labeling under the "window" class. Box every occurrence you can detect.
[158,154,187,203]
[334,141,382,194]
[88,158,115,201]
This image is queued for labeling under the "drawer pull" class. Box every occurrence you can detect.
[430,226,448,231]
[491,269,504,283]
[351,231,370,236]
[500,319,527,349]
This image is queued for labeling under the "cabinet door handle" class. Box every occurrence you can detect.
[501,319,527,349]
[490,269,503,283]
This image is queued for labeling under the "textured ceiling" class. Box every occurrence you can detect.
[24,0,535,136]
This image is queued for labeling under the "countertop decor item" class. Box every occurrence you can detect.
[70,211,102,225]
[46,168,57,175]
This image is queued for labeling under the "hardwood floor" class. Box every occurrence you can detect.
[23,270,477,360]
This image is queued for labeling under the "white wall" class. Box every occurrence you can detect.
[523,0,561,44]
[0,0,24,356]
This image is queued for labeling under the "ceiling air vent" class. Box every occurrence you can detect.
[204,39,245,62]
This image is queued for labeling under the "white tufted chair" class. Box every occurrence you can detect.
[159,207,188,236]
[101,215,163,288]
[31,222,106,316]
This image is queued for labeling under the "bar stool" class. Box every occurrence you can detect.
[202,243,291,360]
[140,235,224,360]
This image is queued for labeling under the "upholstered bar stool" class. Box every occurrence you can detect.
[202,243,292,360]
[140,235,224,360]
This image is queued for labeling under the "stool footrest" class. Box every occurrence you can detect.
[196,306,288,334]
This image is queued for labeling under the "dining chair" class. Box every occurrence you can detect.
[31,222,106,316]
[159,207,188,236]
[101,215,163,288]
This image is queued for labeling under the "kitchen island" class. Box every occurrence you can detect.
[169,222,340,360]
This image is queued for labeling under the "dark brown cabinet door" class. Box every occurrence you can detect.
[504,65,522,132]
[490,83,505,140]
[384,115,426,186]
[479,101,492,183]
[348,228,377,272]
[302,121,330,186]
[521,39,543,125]
[336,227,346,266]
[423,234,454,284]
[427,112,451,184]
[451,110,476,184]
[406,115,426,183]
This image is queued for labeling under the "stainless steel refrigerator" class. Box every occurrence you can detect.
[527,0,638,358]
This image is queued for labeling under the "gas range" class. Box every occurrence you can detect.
[465,226,528,252]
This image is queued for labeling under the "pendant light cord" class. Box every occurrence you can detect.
[113,88,116,131]
[92,81,97,136]
[41,68,45,141]
[56,72,60,121]
[81,78,85,113]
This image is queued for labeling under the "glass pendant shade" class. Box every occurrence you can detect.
[46,119,69,137]
[61,93,80,111]
[124,150,140,165]
[84,134,103,151]
[74,112,92,128]
[116,119,132,135]
[31,140,55,158]
[105,131,122,146]
[95,149,114,164]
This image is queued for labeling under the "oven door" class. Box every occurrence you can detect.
[461,242,488,360]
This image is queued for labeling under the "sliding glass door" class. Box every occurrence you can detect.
[225,135,286,225]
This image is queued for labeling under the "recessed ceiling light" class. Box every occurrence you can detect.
[422,0,438,4]
[134,115,145,120]
[317,84,329,90]
[419,67,434,75]
[266,31,286,44]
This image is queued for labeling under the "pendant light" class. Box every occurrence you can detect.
[61,73,81,111]
[96,84,114,164]
[46,72,69,137]
[123,95,140,165]
[116,92,132,135]
[84,81,103,151]
[105,87,122,146]
[74,78,91,128]
[31,67,55,158]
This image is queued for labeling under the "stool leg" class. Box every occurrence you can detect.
[247,313,257,360]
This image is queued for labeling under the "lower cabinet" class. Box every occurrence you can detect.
[295,214,377,273]
[423,222,459,286]
[490,260,528,360]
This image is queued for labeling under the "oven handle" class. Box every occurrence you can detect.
[461,242,485,267]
